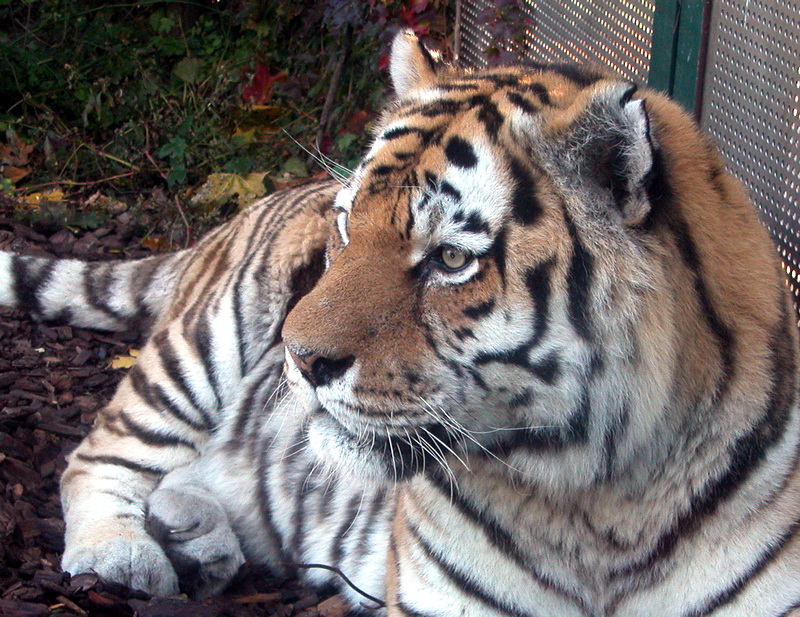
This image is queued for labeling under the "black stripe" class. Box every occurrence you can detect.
[131,255,166,328]
[525,257,554,346]
[509,156,543,226]
[423,170,438,191]
[395,601,440,617]
[776,598,800,617]
[233,350,284,439]
[405,202,416,240]
[454,326,475,341]
[506,91,536,114]
[290,460,316,560]
[153,330,216,427]
[98,489,139,506]
[462,212,490,235]
[529,351,560,385]
[192,311,223,408]
[600,400,630,482]
[427,471,591,613]
[681,519,800,617]
[128,365,209,430]
[118,409,197,450]
[439,82,480,91]
[329,492,363,566]
[670,215,735,402]
[231,273,247,377]
[463,298,495,319]
[521,82,552,106]
[487,384,590,453]
[406,518,540,617]
[444,136,478,169]
[75,453,166,475]
[353,486,388,563]
[477,100,504,139]
[533,63,604,88]
[440,181,461,202]
[234,182,328,346]
[417,40,438,73]
[489,228,508,285]
[417,99,463,118]
[257,440,291,567]
[83,263,129,325]
[372,164,399,176]
[12,256,55,317]
[470,73,520,87]
[565,217,595,342]
[509,389,532,408]
[610,372,795,586]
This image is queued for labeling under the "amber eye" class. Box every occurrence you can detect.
[439,246,470,271]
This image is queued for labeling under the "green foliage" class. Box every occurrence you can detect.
[0,0,452,220]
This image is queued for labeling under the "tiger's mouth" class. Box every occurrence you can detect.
[305,406,458,481]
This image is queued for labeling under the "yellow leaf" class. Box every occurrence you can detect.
[21,189,64,207]
[110,348,140,369]
[190,172,269,213]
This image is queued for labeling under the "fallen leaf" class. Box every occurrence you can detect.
[242,63,286,105]
[174,57,205,84]
[280,156,308,178]
[4,165,31,183]
[190,172,270,212]
[110,348,139,369]
[141,236,179,252]
[20,189,64,207]
[231,105,282,141]
[317,594,350,617]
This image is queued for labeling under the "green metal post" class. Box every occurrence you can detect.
[648,0,712,118]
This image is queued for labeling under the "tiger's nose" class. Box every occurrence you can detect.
[287,348,354,387]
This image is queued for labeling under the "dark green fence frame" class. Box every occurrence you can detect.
[647,0,713,119]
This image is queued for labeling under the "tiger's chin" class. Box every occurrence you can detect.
[305,407,457,483]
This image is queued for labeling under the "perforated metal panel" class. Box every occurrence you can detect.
[700,0,800,317]
[459,0,656,83]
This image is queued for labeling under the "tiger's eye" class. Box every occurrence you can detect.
[441,246,468,270]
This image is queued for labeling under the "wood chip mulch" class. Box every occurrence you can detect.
[0,197,355,617]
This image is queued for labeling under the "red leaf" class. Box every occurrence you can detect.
[410,0,429,13]
[346,110,370,135]
[243,63,286,105]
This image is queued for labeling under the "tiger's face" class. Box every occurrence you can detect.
[282,32,680,484]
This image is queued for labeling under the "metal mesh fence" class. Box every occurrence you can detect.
[459,0,656,83]
[700,0,800,316]
[459,0,800,318]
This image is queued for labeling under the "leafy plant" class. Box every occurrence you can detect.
[0,0,452,228]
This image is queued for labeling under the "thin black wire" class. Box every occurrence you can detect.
[290,562,386,609]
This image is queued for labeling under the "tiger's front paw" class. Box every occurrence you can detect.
[62,535,179,597]
[146,486,245,599]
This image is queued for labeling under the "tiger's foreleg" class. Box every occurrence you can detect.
[145,461,247,599]
[60,330,215,595]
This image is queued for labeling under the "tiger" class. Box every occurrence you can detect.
[2,28,799,616]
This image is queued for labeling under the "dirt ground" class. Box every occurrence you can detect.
[0,198,357,617]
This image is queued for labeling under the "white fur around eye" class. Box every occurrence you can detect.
[336,211,349,245]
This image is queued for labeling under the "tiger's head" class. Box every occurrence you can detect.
[282,31,796,490]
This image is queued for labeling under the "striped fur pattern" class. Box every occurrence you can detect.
[2,29,800,616]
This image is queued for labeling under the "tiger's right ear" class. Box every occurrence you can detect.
[390,29,439,97]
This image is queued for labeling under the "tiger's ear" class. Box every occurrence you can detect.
[541,81,655,227]
[390,29,439,97]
